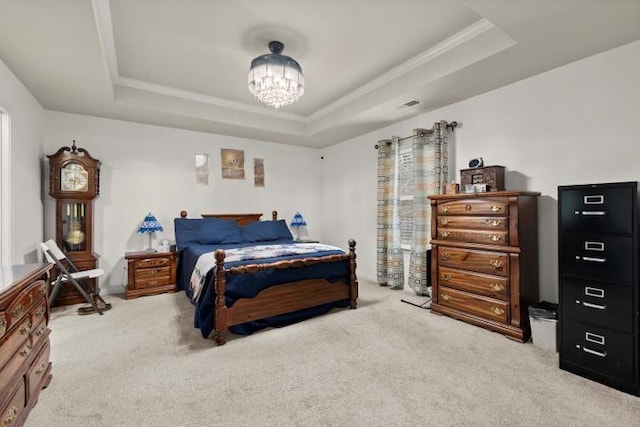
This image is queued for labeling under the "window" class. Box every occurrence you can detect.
[397,139,413,249]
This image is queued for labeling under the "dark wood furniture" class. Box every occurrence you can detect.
[0,263,53,426]
[460,165,505,192]
[47,141,101,307]
[179,211,358,346]
[429,191,540,341]
[125,251,177,299]
[558,181,639,395]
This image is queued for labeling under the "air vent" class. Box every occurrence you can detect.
[393,99,422,111]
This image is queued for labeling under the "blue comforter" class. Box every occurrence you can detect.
[176,239,350,337]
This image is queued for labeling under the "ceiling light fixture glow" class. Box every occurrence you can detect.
[248,41,304,109]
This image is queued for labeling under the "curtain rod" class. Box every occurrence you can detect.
[374,121,457,149]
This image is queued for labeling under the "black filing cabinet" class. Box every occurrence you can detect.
[558,181,639,395]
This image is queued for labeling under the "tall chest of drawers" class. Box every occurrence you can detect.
[429,191,540,341]
[558,181,639,395]
[0,263,53,426]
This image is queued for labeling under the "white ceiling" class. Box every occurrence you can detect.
[0,0,639,148]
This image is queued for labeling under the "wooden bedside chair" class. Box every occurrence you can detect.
[40,239,111,315]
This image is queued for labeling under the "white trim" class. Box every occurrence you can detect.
[0,104,11,264]
[91,0,493,125]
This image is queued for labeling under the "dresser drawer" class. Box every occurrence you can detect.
[0,317,30,372]
[0,379,25,427]
[438,216,508,231]
[136,257,171,269]
[438,199,508,216]
[559,185,634,234]
[27,340,50,401]
[438,267,509,300]
[560,234,633,283]
[438,247,509,277]
[561,277,634,333]
[436,228,508,246]
[438,286,509,323]
[561,319,634,383]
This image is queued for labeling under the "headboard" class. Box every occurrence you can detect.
[179,210,278,226]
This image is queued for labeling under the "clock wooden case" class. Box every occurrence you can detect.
[47,141,101,306]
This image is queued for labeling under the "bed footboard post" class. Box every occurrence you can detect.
[214,250,228,346]
[348,239,358,309]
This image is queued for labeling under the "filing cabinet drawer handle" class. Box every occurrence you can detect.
[489,259,504,268]
[581,256,606,263]
[584,241,604,251]
[583,195,604,204]
[585,332,605,345]
[580,211,606,216]
[584,287,604,298]
[583,301,606,310]
[583,347,607,358]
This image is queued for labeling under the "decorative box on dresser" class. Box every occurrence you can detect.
[125,251,177,299]
[0,263,53,426]
[428,191,540,342]
[558,181,639,396]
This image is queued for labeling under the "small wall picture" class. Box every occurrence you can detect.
[195,153,209,185]
[221,148,245,179]
[254,158,265,187]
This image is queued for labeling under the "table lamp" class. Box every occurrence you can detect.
[138,212,164,252]
[290,212,307,241]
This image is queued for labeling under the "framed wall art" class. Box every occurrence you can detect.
[254,158,265,187]
[221,148,245,179]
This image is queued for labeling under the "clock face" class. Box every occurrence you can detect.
[61,163,89,192]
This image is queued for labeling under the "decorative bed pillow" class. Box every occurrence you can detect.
[174,217,243,251]
[241,220,293,242]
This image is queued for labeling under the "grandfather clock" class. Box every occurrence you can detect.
[47,141,101,306]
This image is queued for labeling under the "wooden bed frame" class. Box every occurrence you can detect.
[179,210,358,345]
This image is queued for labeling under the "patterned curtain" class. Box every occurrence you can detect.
[376,137,404,288]
[408,122,449,295]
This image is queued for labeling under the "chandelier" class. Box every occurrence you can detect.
[248,41,304,109]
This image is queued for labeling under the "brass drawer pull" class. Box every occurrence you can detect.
[0,319,6,335]
[12,304,24,319]
[440,253,451,261]
[441,206,449,213]
[20,343,32,357]
[20,322,32,335]
[36,307,46,318]
[35,325,46,337]
[5,406,17,426]
[148,280,158,286]
[39,283,47,295]
[441,274,451,281]
[36,362,46,375]
[491,307,505,316]
[490,220,502,227]
[441,294,452,301]
[490,259,504,268]
[490,205,502,212]
[441,231,450,239]
[490,283,505,292]
[490,235,501,242]
[440,218,449,225]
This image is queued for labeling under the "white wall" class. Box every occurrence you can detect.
[322,40,640,302]
[0,58,46,264]
[44,112,323,294]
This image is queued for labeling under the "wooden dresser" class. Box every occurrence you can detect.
[429,191,540,341]
[125,251,177,299]
[0,263,53,426]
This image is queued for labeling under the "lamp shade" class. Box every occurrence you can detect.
[138,213,164,234]
[290,212,307,228]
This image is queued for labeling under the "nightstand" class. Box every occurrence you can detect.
[125,251,177,299]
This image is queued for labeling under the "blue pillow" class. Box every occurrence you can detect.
[241,220,292,242]
[174,217,242,251]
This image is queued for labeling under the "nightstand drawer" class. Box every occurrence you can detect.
[135,266,170,281]
[136,257,171,269]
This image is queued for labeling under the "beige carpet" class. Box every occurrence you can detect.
[27,279,639,426]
